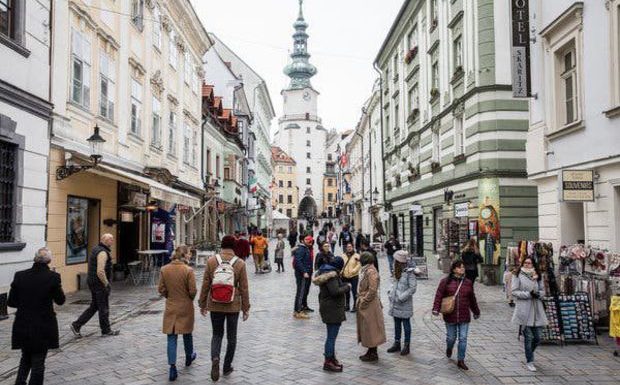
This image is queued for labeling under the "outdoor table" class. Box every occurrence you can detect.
[136,250,168,286]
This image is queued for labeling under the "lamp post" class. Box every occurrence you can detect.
[56,125,106,180]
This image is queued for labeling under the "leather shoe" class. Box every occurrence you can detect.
[457,360,469,370]
[211,358,220,382]
[387,342,401,353]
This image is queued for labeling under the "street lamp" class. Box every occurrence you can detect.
[56,125,107,180]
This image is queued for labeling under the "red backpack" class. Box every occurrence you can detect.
[210,255,239,303]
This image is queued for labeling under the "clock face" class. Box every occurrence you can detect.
[303,91,311,101]
[480,207,492,219]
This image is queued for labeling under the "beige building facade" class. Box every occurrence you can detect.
[271,146,298,220]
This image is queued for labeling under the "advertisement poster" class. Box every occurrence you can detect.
[150,207,175,265]
[151,221,165,243]
[66,197,89,265]
[478,178,501,264]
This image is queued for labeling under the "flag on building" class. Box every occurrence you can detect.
[249,176,258,193]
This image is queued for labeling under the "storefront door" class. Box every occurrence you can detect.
[118,212,140,265]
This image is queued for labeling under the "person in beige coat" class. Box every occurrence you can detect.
[356,251,386,362]
[158,245,197,381]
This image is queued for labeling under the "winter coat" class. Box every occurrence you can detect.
[158,260,197,334]
[250,236,268,256]
[8,263,66,351]
[384,240,402,255]
[293,244,313,274]
[314,251,334,271]
[341,252,361,279]
[198,249,250,314]
[432,275,480,324]
[274,239,285,260]
[233,238,251,260]
[287,232,298,248]
[461,251,483,281]
[388,268,418,319]
[510,272,549,327]
[339,231,353,247]
[356,264,386,347]
[312,266,350,324]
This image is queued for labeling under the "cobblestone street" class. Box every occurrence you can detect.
[1,242,618,385]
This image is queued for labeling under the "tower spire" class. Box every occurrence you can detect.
[283,0,317,89]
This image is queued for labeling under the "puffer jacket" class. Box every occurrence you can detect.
[510,272,548,327]
[388,267,417,319]
[312,265,350,324]
[432,275,480,324]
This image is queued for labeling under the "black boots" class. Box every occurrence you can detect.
[387,341,401,353]
[359,347,378,362]
[400,343,410,356]
[211,358,220,382]
[446,347,453,358]
[457,360,469,370]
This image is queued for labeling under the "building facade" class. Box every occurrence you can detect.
[271,146,298,220]
[0,0,53,316]
[49,0,209,292]
[273,1,327,223]
[377,0,538,261]
[526,0,620,251]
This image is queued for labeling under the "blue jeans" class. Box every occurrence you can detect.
[324,323,341,359]
[523,326,542,363]
[394,317,411,344]
[387,253,394,274]
[167,334,193,366]
[445,322,469,361]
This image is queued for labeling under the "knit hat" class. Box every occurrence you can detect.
[394,250,408,263]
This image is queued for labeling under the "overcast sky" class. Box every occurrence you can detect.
[190,0,403,138]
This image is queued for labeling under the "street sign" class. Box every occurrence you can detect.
[510,0,531,97]
[562,170,594,202]
[454,202,469,218]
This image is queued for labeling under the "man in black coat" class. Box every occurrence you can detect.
[8,247,66,385]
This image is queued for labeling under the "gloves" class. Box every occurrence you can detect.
[530,290,539,299]
[473,313,480,320]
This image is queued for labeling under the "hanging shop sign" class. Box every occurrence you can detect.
[130,191,147,207]
[510,0,531,97]
[561,170,594,202]
[409,204,423,216]
[454,202,469,218]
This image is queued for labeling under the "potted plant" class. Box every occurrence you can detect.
[404,46,419,64]
[430,88,440,100]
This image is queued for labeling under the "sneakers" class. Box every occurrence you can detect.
[185,352,196,367]
[293,311,310,319]
[101,329,120,337]
[387,342,401,353]
[169,365,178,381]
[70,323,82,338]
[323,358,343,372]
[526,362,537,372]
[457,360,469,370]
[211,358,220,382]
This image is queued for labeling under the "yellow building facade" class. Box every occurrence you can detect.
[271,146,298,220]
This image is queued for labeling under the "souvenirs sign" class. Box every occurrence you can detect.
[562,170,594,202]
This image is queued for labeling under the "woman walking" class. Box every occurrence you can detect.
[274,233,285,273]
[341,243,361,312]
[461,239,483,285]
[511,257,548,372]
[387,250,418,356]
[315,242,334,271]
[158,245,197,381]
[312,256,351,372]
[356,252,386,362]
[432,260,480,371]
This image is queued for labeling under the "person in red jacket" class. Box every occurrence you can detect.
[432,260,480,371]
[234,232,250,261]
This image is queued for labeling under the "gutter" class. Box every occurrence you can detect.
[373,64,387,210]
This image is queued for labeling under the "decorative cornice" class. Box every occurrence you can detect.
[69,1,97,30]
[96,27,120,51]
[167,93,179,106]
[128,57,146,76]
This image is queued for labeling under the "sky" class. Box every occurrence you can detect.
[190,0,404,138]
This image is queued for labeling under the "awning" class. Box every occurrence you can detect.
[91,164,202,208]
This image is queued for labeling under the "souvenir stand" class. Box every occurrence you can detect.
[438,218,468,273]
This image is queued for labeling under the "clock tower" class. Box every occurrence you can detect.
[274,0,327,220]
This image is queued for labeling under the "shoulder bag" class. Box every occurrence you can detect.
[440,279,464,315]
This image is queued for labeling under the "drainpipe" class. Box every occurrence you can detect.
[373,63,386,230]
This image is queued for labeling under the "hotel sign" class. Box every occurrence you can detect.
[562,170,594,202]
[510,0,531,97]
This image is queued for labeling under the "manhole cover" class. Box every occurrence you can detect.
[71,299,91,305]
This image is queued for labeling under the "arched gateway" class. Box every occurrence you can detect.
[298,196,318,221]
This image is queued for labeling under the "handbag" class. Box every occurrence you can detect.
[440,279,464,315]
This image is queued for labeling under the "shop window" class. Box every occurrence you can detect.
[130,78,142,136]
[152,5,161,50]
[0,140,16,243]
[131,0,144,31]
[433,207,442,252]
[71,28,91,109]
[66,196,100,265]
[168,111,176,155]
[99,52,115,121]
[151,97,161,147]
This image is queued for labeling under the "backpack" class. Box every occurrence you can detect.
[211,255,239,303]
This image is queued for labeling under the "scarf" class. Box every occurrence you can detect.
[521,267,538,281]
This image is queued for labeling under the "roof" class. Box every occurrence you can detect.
[374,0,412,66]
[271,146,296,166]
[202,84,214,99]
[272,210,290,220]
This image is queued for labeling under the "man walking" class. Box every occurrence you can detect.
[384,235,402,276]
[338,226,352,249]
[9,248,66,385]
[249,231,268,274]
[293,236,313,319]
[70,233,120,337]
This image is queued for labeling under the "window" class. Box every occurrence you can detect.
[152,6,161,50]
[151,97,161,147]
[408,26,418,50]
[412,84,419,112]
[129,79,142,136]
[224,167,231,180]
[431,129,440,162]
[306,178,311,185]
[385,114,390,141]
[71,29,91,108]
[192,127,198,166]
[278,180,283,187]
[0,0,15,39]
[328,193,333,202]
[278,195,284,204]
[183,123,190,163]
[287,166,292,173]
[206,149,211,175]
[306,140,311,147]
[99,53,115,121]
[327,154,332,161]
[286,209,292,218]
[306,167,311,173]
[327,178,333,187]
[454,115,465,155]
[393,54,399,81]
[453,36,463,72]
[306,127,311,134]
[431,61,439,90]
[168,111,176,155]
[0,140,16,243]
[287,181,292,188]
[169,30,177,69]
[394,103,400,132]
[560,46,578,125]
[306,152,311,159]
[131,0,144,30]
[215,155,220,178]
[184,51,191,85]
[430,0,438,27]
